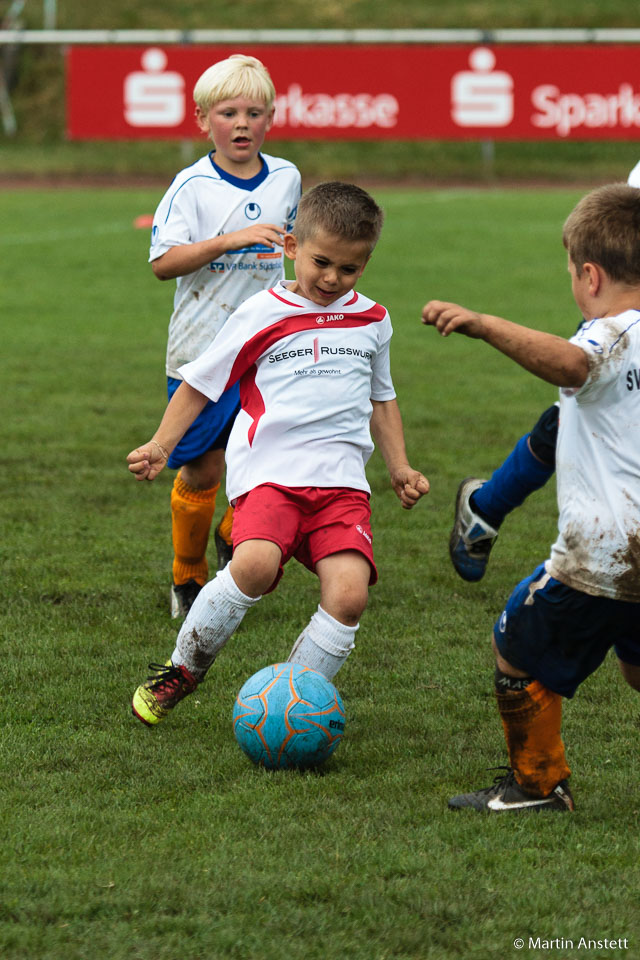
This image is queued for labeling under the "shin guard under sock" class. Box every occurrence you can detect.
[288,605,358,681]
[172,565,260,681]
[495,670,570,796]
[472,434,555,530]
[171,472,218,586]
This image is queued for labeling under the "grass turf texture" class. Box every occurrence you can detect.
[3,186,639,959]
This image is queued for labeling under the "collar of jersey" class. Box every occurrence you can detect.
[273,280,358,310]
[209,152,269,190]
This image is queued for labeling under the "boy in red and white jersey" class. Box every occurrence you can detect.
[128,181,429,726]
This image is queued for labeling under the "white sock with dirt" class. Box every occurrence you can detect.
[287,605,358,681]
[172,565,260,681]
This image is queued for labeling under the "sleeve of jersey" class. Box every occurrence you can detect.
[148,179,195,262]
[370,315,396,401]
[176,297,263,401]
[285,171,302,232]
[566,315,634,401]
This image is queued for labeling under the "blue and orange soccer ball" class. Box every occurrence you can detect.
[232,662,345,770]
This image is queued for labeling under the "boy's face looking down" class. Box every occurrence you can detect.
[284,230,371,306]
[195,96,274,176]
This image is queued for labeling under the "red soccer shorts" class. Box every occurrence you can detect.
[232,484,377,592]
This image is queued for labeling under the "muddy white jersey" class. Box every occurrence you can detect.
[627,161,640,187]
[546,309,640,601]
[150,152,301,378]
[178,280,397,502]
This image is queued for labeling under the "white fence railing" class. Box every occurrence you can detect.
[4,28,640,44]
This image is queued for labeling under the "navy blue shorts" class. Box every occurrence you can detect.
[528,403,559,467]
[166,377,240,470]
[494,563,640,698]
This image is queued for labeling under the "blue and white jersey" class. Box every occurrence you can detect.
[178,280,396,503]
[547,309,640,601]
[150,151,301,378]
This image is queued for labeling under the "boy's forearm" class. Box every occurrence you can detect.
[370,398,410,470]
[151,238,233,280]
[479,314,589,387]
[422,300,589,387]
[153,381,209,453]
[371,398,430,508]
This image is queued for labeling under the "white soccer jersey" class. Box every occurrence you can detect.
[628,161,640,187]
[546,309,640,601]
[150,152,301,378]
[178,279,397,502]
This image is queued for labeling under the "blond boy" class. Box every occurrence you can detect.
[149,54,301,617]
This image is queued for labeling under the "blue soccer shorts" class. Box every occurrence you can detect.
[493,562,640,698]
[166,377,240,470]
[528,403,559,468]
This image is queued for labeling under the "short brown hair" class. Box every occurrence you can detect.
[293,181,384,252]
[563,183,640,283]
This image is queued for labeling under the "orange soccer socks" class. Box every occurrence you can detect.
[216,504,234,545]
[495,670,571,797]
[171,472,219,587]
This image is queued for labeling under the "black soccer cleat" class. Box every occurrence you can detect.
[170,579,203,619]
[214,523,233,570]
[448,767,575,813]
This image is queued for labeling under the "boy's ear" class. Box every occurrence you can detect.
[265,105,275,132]
[583,261,602,296]
[283,233,297,260]
[194,105,209,135]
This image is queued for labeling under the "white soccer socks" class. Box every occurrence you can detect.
[172,564,260,681]
[288,605,358,681]
[172,577,357,684]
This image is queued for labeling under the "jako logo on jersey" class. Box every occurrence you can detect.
[245,202,261,220]
[315,314,344,324]
[356,524,372,544]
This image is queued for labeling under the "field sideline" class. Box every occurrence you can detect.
[2,184,638,960]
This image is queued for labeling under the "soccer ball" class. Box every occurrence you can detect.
[232,662,345,770]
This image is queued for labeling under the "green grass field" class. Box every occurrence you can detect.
[3,184,639,960]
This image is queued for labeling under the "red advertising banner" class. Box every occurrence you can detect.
[67,44,640,141]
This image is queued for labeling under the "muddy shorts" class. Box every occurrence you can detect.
[493,562,640,697]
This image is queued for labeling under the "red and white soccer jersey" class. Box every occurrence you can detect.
[178,279,397,502]
[546,309,640,602]
[150,152,301,378]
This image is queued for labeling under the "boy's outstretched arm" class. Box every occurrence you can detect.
[371,399,430,509]
[152,224,286,280]
[421,300,588,388]
[126,381,209,481]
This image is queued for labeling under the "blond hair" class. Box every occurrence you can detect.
[193,54,275,111]
[563,183,640,283]
[293,182,384,252]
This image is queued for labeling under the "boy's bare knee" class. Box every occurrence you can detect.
[229,540,281,597]
[316,552,370,625]
[491,633,529,677]
[330,586,368,626]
